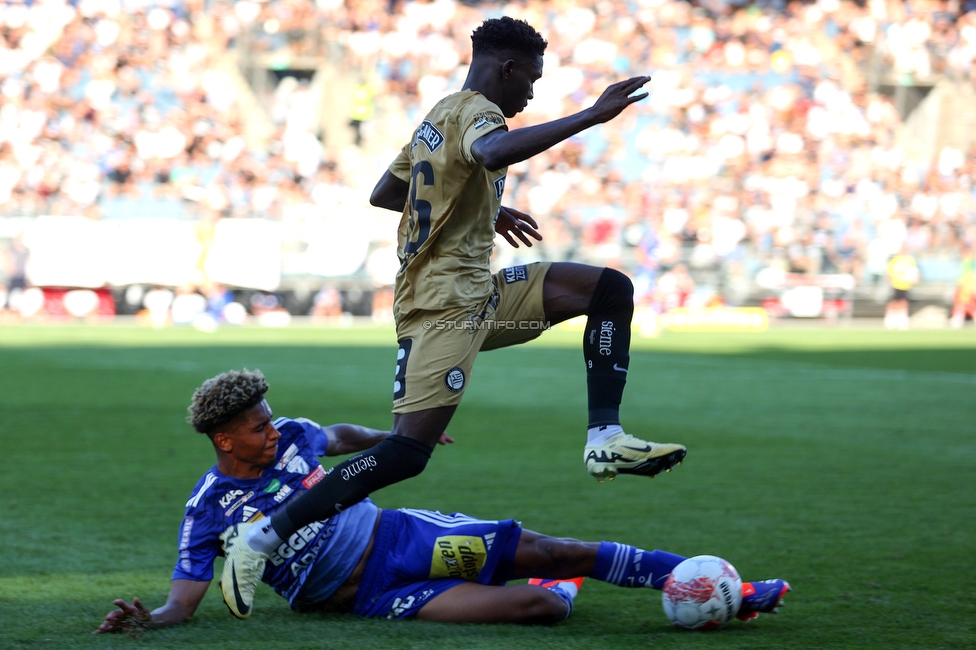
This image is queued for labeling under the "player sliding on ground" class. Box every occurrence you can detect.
[94,370,788,632]
[221,16,688,619]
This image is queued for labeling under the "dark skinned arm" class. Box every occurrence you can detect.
[323,423,453,456]
[471,76,650,171]
[94,579,210,634]
[370,170,409,212]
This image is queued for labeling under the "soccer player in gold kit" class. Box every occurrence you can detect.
[219,17,687,619]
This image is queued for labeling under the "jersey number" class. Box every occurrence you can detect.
[404,161,434,256]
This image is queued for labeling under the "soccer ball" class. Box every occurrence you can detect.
[662,555,743,630]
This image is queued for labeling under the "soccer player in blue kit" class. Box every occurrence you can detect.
[95,370,789,633]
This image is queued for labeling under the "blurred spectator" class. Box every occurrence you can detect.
[885,246,920,328]
[348,81,376,147]
[371,285,394,322]
[171,285,207,325]
[202,282,234,320]
[3,235,29,314]
[143,286,175,327]
[950,246,975,326]
[655,263,697,313]
[311,285,343,320]
[1,0,976,313]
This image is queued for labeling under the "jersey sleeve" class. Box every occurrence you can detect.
[289,417,331,457]
[172,511,221,582]
[388,143,411,182]
[457,97,507,166]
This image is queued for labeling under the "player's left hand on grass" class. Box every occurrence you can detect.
[495,206,542,248]
[94,597,152,636]
[437,432,455,445]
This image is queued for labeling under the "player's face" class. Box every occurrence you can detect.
[226,400,280,469]
[501,54,543,118]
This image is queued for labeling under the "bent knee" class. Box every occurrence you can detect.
[518,588,569,625]
[603,267,634,294]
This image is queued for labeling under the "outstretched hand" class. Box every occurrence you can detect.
[495,206,542,248]
[588,76,651,124]
[437,432,455,445]
[94,597,152,635]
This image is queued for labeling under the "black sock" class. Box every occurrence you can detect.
[270,435,432,539]
[583,268,633,428]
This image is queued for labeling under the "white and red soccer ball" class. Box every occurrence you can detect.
[661,555,743,630]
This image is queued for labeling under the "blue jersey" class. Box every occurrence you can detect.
[173,417,379,607]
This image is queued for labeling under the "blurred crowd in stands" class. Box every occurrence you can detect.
[2,0,976,316]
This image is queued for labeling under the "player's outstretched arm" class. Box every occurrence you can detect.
[472,76,650,171]
[323,423,453,456]
[370,170,409,212]
[495,206,542,248]
[94,579,210,634]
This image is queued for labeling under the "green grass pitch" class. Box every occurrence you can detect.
[1,324,974,649]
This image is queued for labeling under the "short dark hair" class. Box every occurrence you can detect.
[471,17,547,59]
[188,369,269,436]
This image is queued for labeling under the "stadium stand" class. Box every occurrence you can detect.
[1,0,975,320]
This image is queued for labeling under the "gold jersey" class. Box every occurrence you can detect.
[389,90,508,317]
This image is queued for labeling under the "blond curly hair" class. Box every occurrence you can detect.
[188,369,269,435]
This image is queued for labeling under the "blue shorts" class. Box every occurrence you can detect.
[352,508,523,619]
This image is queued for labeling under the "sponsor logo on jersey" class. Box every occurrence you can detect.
[429,535,488,580]
[275,443,310,474]
[301,466,326,489]
[273,484,294,503]
[179,517,194,551]
[219,489,245,509]
[340,456,377,481]
[413,120,445,153]
[224,491,254,517]
[267,519,337,578]
[473,111,504,129]
[262,479,281,493]
[494,175,506,200]
[186,473,217,508]
[241,506,260,521]
[288,456,309,475]
[275,444,299,470]
[444,367,465,393]
[503,265,527,284]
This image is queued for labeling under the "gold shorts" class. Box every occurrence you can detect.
[392,262,552,413]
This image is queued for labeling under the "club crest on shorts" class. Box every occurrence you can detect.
[444,367,465,393]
